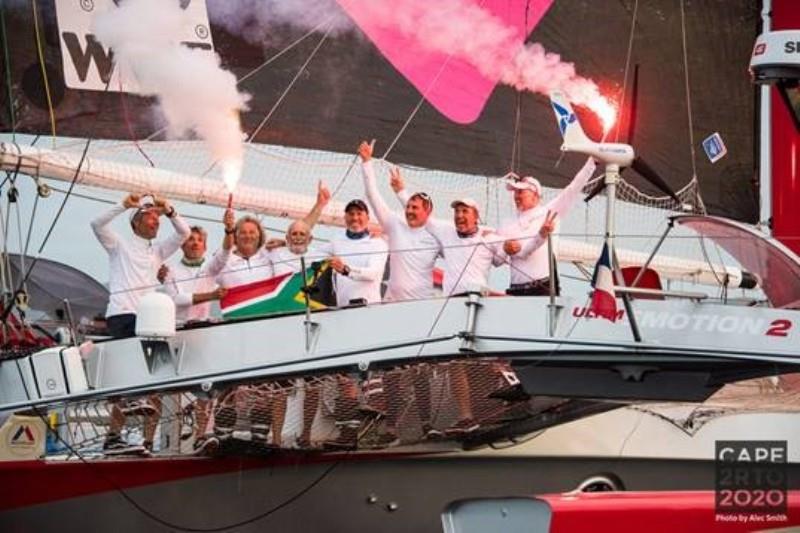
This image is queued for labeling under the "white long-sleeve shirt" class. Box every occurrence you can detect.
[270,246,329,277]
[163,247,231,323]
[423,218,505,296]
[361,160,440,301]
[500,158,596,284]
[91,203,190,318]
[216,249,274,288]
[319,234,388,306]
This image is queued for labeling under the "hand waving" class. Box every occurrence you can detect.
[389,166,404,193]
[538,211,557,238]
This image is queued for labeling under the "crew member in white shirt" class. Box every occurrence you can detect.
[358,140,440,301]
[159,209,235,324]
[91,192,190,456]
[157,210,234,455]
[91,192,190,338]
[214,183,330,447]
[217,181,330,289]
[392,175,509,296]
[270,219,328,277]
[314,198,389,449]
[501,158,597,295]
[323,199,389,307]
[267,217,331,448]
[393,180,519,435]
[357,140,440,443]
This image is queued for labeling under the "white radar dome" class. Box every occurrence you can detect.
[135,292,176,338]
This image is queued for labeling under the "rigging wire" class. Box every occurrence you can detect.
[0,2,16,142]
[0,137,94,326]
[195,22,335,180]
[613,0,640,144]
[237,18,332,86]
[30,0,57,148]
[679,0,699,184]
[679,0,727,285]
[246,23,334,145]
[118,73,156,167]
[12,178,28,295]
[22,182,41,258]
[380,54,454,162]
[139,19,332,145]
[508,0,530,172]
[1,183,14,292]
[380,0,492,161]
[0,74,112,323]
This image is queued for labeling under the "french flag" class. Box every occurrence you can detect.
[590,242,618,322]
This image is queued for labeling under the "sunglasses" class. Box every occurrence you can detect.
[409,192,433,209]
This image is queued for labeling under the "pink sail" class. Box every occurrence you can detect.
[336,0,554,124]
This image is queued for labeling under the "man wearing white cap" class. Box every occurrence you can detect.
[91,192,190,338]
[501,158,597,295]
[91,192,190,455]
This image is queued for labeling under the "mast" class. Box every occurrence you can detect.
[768,0,800,256]
[759,0,773,236]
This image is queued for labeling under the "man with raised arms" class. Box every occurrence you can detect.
[358,140,442,443]
[91,192,190,455]
[393,176,514,435]
[358,140,440,300]
[91,192,191,338]
[501,158,596,295]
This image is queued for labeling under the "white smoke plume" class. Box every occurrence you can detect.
[93,0,250,190]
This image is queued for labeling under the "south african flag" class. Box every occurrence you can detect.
[220,261,334,319]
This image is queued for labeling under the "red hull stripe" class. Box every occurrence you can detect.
[0,451,430,510]
[542,490,800,533]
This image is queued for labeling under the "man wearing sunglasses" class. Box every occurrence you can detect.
[358,140,440,301]
[501,158,597,296]
[358,140,443,444]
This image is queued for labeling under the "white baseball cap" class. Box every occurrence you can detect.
[450,197,480,212]
[505,175,542,195]
[128,195,157,224]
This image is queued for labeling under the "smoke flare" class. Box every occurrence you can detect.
[94,0,249,191]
